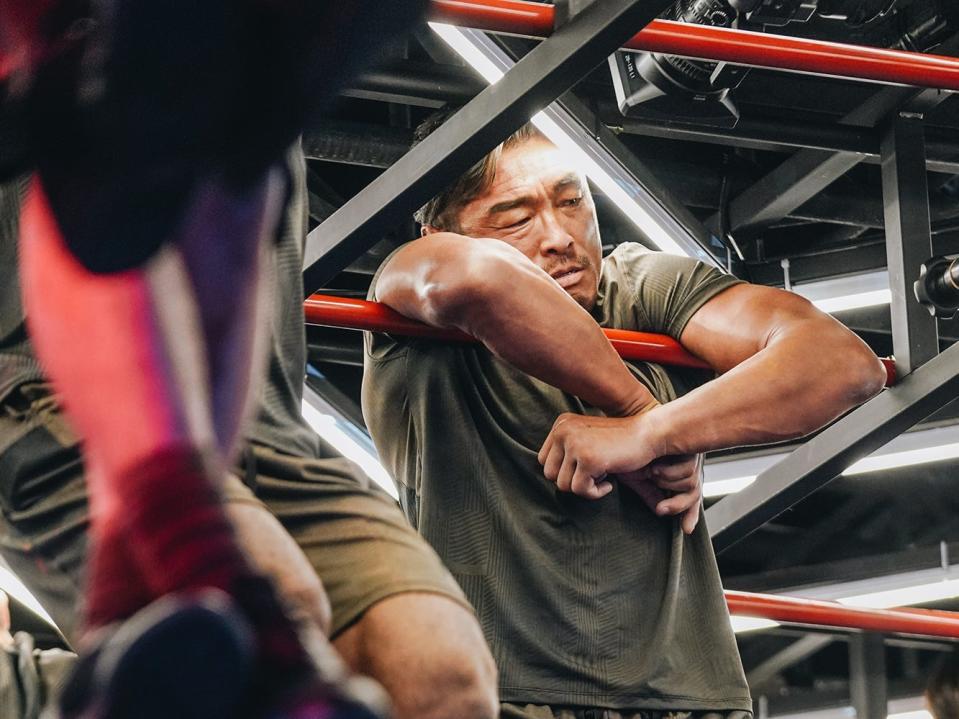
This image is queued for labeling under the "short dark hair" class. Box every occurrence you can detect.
[927,650,959,718]
[413,109,542,231]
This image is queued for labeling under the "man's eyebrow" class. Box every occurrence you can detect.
[553,173,584,193]
[486,196,533,216]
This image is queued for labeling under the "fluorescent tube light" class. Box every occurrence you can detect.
[730,616,780,633]
[845,442,959,476]
[428,22,504,84]
[793,269,891,313]
[428,22,713,261]
[301,389,398,500]
[838,578,959,609]
[704,425,959,498]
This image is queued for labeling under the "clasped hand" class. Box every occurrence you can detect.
[537,410,703,535]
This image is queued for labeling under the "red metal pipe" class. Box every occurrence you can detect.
[304,293,896,384]
[429,0,959,91]
[5,2,959,90]
[725,590,959,639]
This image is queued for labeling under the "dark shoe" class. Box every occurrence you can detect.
[50,589,254,719]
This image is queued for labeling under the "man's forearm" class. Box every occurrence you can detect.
[647,323,886,456]
[378,234,654,416]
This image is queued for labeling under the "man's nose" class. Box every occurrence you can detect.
[537,211,575,256]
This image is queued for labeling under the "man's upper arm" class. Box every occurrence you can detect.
[623,246,742,340]
[679,283,837,373]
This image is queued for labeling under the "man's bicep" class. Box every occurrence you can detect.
[372,239,440,324]
[679,283,820,373]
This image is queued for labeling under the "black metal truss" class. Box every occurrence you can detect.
[704,30,959,238]
[301,0,674,294]
[882,112,940,376]
[706,339,959,552]
[337,61,959,174]
[706,86,922,237]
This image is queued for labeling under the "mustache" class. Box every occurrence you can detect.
[543,253,593,278]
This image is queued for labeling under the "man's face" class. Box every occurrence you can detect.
[452,137,603,310]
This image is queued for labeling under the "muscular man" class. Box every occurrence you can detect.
[362,119,887,718]
[0,160,497,719]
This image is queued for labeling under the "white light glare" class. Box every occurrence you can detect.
[704,426,959,498]
[811,289,892,314]
[729,616,779,633]
[300,400,398,500]
[0,566,56,627]
[703,476,756,498]
[845,443,959,476]
[838,578,959,609]
[793,269,891,313]
[427,23,504,84]
[888,712,932,719]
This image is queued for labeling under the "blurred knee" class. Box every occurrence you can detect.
[405,639,498,719]
[335,593,498,719]
[225,500,332,634]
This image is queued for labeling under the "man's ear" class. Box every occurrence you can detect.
[421,224,442,237]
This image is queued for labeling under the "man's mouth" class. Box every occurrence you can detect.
[550,267,584,289]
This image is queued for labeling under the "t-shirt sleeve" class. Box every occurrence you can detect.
[614,243,743,339]
[364,246,410,363]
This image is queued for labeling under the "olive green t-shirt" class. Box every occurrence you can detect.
[362,243,751,712]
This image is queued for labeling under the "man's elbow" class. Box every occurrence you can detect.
[420,242,519,330]
[835,336,887,407]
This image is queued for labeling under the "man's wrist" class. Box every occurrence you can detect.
[635,403,674,459]
[612,384,659,418]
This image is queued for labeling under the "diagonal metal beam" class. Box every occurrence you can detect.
[707,339,959,553]
[302,0,673,294]
[747,635,835,689]
[708,34,959,236]
[708,86,920,237]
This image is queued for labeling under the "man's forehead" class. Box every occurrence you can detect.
[483,139,585,199]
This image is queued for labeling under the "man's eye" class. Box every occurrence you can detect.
[561,197,583,208]
[504,217,531,229]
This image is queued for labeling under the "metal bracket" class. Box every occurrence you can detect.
[554,0,597,30]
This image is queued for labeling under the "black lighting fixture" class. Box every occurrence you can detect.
[915,255,959,319]
[609,0,954,127]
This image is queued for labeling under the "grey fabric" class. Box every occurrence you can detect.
[0,178,44,404]
[0,632,74,719]
[0,146,319,457]
[501,704,752,719]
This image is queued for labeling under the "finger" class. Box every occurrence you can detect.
[681,504,701,535]
[537,433,554,466]
[649,455,698,482]
[655,489,700,517]
[571,464,607,499]
[654,473,698,493]
[619,476,667,513]
[542,444,563,482]
[584,478,614,500]
[556,455,576,493]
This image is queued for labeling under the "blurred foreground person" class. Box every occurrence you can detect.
[0,1,425,716]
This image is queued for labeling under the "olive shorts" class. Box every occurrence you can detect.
[0,382,468,643]
[501,705,752,719]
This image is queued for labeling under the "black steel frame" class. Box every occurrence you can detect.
[303,4,958,567]
[302,0,675,293]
